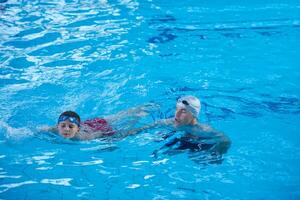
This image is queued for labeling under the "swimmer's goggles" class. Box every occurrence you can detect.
[57,115,80,127]
[181,100,189,106]
[177,97,190,106]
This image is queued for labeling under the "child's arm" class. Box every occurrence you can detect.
[75,130,108,141]
[38,125,58,134]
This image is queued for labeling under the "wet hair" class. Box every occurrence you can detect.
[58,111,81,124]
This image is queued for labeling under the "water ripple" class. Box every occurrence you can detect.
[0,1,299,199]
[40,178,72,186]
[0,181,37,194]
[73,159,104,166]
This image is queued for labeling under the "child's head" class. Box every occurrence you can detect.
[175,96,201,126]
[57,111,81,138]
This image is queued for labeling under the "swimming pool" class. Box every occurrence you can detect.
[1,0,300,199]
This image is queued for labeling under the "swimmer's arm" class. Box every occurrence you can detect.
[75,127,106,141]
[192,124,231,154]
[105,103,160,123]
[127,118,173,136]
[75,133,99,140]
[37,125,58,134]
[214,133,231,154]
[206,129,231,155]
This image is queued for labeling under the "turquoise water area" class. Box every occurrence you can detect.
[1,0,300,199]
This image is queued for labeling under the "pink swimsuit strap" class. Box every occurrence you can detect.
[83,118,115,136]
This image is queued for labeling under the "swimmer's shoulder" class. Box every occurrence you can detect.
[195,123,214,132]
[190,123,226,138]
[196,123,231,145]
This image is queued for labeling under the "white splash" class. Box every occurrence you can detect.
[0,121,33,139]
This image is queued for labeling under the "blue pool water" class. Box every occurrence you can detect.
[1,0,300,199]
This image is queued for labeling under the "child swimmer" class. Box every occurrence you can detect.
[42,104,157,140]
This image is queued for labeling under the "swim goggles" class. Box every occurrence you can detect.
[181,100,189,106]
[176,97,190,106]
[57,115,80,127]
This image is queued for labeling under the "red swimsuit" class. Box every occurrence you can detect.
[83,118,115,136]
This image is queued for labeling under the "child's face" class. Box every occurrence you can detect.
[57,120,80,138]
[175,107,194,126]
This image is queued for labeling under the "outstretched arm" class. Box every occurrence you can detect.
[38,125,58,134]
[104,103,160,124]
[127,118,173,136]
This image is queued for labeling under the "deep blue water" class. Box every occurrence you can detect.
[1,0,300,199]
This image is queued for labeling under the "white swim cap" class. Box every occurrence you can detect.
[176,95,201,118]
